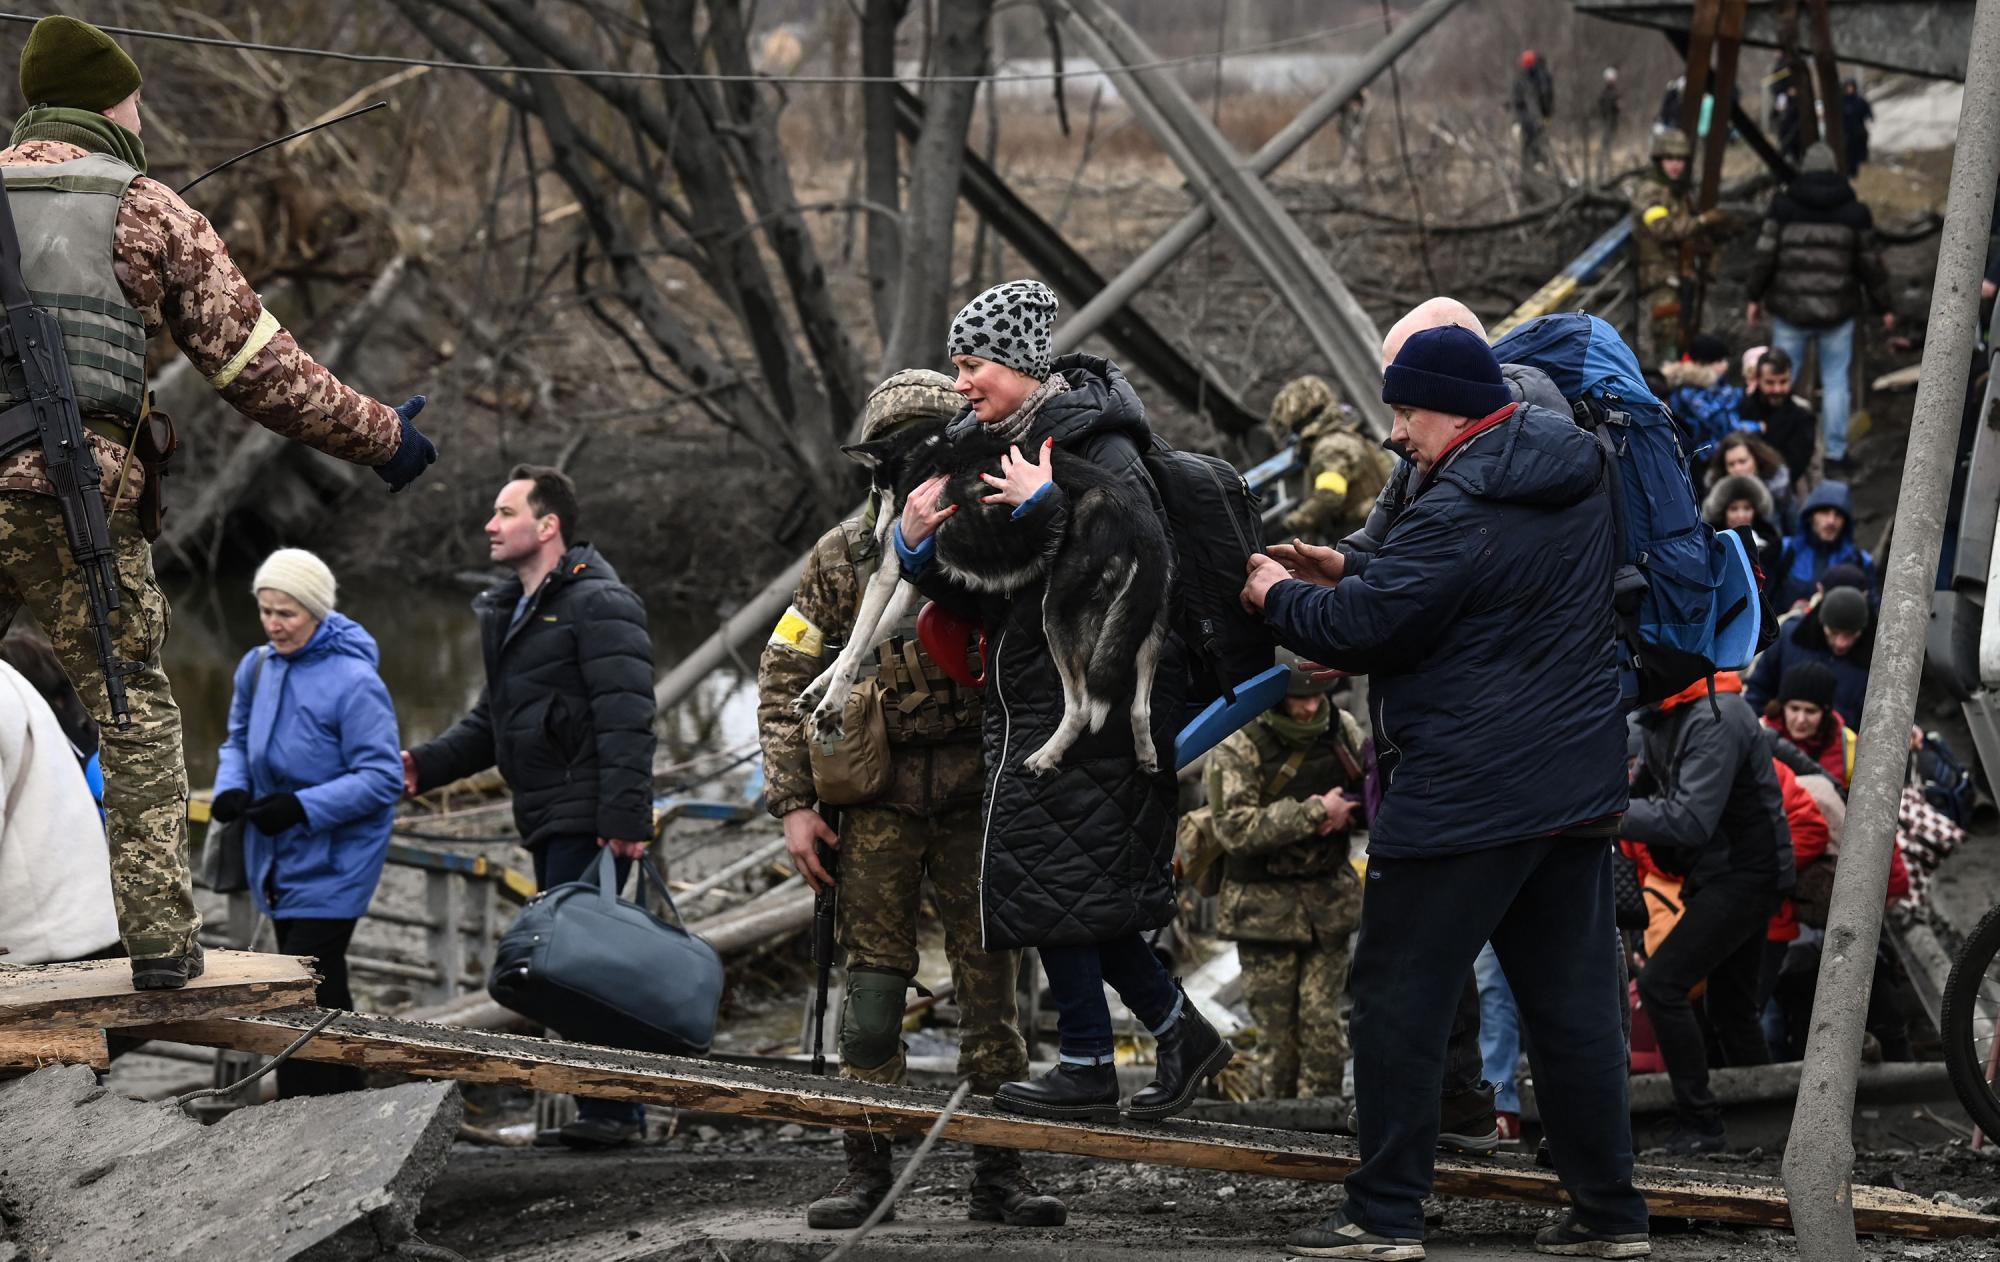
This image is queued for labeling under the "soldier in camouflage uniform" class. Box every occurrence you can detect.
[1269,376,1392,546]
[0,17,437,988]
[1206,651,1365,1099]
[757,369,1064,1231]
[1627,126,1727,371]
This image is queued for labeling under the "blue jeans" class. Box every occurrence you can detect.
[1343,836,1645,1240]
[1474,943,1522,1114]
[1038,934,1181,1063]
[1771,316,1855,460]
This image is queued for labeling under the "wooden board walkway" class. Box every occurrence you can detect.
[0,951,317,1031]
[123,1007,1998,1241]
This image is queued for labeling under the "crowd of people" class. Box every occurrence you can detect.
[0,14,1971,1262]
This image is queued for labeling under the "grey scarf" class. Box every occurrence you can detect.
[961,371,1069,448]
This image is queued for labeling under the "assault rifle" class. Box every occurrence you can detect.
[0,178,139,727]
[808,822,841,1076]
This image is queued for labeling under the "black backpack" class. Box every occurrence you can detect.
[1142,437,1275,704]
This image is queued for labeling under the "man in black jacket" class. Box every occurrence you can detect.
[1623,673,1792,1155]
[1244,321,1648,1259]
[403,464,657,1148]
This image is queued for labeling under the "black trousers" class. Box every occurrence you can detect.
[1636,874,1776,1122]
[270,917,363,1098]
[1344,836,1647,1239]
[532,836,643,1125]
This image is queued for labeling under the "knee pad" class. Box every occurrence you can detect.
[838,968,910,1070]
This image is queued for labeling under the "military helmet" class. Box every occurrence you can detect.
[1650,126,1693,161]
[1268,375,1342,438]
[861,369,960,442]
[1276,647,1334,698]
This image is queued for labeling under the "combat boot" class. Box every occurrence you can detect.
[968,1145,1067,1226]
[806,1130,894,1229]
[131,941,205,991]
[1127,992,1232,1120]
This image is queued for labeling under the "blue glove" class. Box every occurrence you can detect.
[373,395,436,493]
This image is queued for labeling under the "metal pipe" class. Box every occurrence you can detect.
[1781,4,2000,1250]
[1054,0,1467,357]
[653,551,810,714]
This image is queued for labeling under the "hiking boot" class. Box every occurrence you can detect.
[1534,1213,1652,1257]
[807,1131,894,1229]
[558,1113,644,1149]
[1126,992,1233,1120]
[968,1145,1067,1226]
[994,1061,1121,1122]
[1288,1205,1425,1259]
[1437,1079,1500,1155]
[1661,1114,1726,1156]
[131,941,205,991]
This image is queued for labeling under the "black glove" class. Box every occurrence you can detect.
[210,788,249,823]
[245,792,308,833]
[373,395,436,493]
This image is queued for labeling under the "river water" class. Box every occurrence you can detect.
[160,572,761,789]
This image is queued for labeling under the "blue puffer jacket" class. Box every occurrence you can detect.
[1777,480,1873,610]
[1743,601,1874,724]
[1265,402,1628,857]
[214,613,402,919]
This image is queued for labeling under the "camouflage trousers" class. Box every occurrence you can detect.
[836,803,1027,1094]
[0,492,198,959]
[1238,934,1352,1100]
[1635,284,1681,373]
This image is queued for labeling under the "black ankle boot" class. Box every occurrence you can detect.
[992,1061,1120,1122]
[968,1145,1068,1226]
[1126,992,1232,1120]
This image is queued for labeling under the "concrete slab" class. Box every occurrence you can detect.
[0,1064,461,1261]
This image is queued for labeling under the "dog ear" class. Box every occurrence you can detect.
[840,440,888,469]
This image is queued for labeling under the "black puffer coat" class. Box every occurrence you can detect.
[914,355,1185,950]
[410,544,656,847]
[1746,170,1892,329]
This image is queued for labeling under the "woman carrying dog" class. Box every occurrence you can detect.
[893,279,1226,1122]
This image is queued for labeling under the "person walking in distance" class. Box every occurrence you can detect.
[403,465,654,1148]
[0,16,437,990]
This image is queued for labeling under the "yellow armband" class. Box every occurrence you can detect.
[207,308,280,389]
[770,605,825,657]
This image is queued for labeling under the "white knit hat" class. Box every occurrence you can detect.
[251,548,337,623]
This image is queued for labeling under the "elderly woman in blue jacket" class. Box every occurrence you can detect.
[212,548,401,1097]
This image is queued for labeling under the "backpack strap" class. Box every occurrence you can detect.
[1264,749,1310,799]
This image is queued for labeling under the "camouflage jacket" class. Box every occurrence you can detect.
[0,140,401,510]
[1208,709,1366,945]
[1282,416,1392,544]
[757,514,983,820]
[1627,172,1705,296]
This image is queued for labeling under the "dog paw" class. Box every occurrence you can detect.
[808,703,847,745]
[1135,751,1159,774]
[1023,747,1063,777]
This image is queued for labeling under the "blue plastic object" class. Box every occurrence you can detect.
[1174,663,1292,771]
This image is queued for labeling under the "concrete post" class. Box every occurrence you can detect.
[1781,3,2000,1253]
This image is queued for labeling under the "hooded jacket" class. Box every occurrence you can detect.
[1777,481,1873,610]
[1623,673,1793,895]
[1703,474,1784,580]
[214,613,403,920]
[1265,401,1628,856]
[1745,168,1893,329]
[1660,359,1746,454]
[909,354,1186,949]
[1744,598,1874,727]
[410,544,657,847]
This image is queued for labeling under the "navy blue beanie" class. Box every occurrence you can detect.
[1381,325,1513,419]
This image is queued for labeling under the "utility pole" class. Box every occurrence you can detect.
[1782,1,2000,1254]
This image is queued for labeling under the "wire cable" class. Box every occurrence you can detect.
[169,1009,344,1114]
[0,11,1383,87]
[823,1081,973,1262]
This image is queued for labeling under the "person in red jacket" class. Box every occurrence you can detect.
[1760,661,1855,790]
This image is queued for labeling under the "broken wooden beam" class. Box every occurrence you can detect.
[0,951,317,1031]
[0,1027,107,1071]
[126,1009,2000,1240]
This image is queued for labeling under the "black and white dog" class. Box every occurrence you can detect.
[794,416,1172,775]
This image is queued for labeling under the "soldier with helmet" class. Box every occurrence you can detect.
[1628,126,1728,370]
[1201,648,1366,1100]
[1269,375,1391,546]
[756,369,1065,1231]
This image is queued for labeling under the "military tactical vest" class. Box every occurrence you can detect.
[846,527,981,746]
[0,154,147,424]
[1225,717,1362,884]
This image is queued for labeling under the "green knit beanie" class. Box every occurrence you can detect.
[19,16,141,113]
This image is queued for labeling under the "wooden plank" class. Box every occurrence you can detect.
[0,1027,107,1070]
[129,1009,2000,1241]
[0,951,318,1031]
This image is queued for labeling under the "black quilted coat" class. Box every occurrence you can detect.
[1745,169,1892,329]
[409,544,656,847]
[916,355,1186,950]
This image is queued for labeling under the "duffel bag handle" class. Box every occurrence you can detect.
[586,844,691,930]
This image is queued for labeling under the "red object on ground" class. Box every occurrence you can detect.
[917,600,987,689]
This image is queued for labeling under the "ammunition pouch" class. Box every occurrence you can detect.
[872,635,980,745]
[808,677,894,807]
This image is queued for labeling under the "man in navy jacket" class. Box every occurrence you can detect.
[1243,324,1647,1259]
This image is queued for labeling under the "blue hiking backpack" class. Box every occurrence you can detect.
[1490,313,1766,707]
